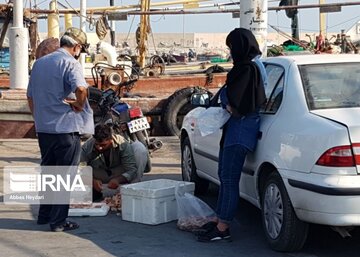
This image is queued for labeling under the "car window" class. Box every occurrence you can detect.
[265,76,284,113]
[261,64,285,113]
[299,63,360,110]
[264,65,284,99]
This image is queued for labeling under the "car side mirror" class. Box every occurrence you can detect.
[191,93,210,107]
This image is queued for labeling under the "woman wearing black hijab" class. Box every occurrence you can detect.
[198,28,266,242]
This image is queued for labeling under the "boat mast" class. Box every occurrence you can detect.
[138,0,150,68]
[80,0,86,69]
[110,0,116,46]
[80,0,86,32]
[319,0,326,36]
[48,0,59,38]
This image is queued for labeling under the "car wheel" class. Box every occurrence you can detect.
[261,172,309,252]
[181,137,209,195]
[161,88,196,136]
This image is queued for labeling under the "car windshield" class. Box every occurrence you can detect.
[299,63,360,110]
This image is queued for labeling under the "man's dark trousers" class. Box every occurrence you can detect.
[37,133,81,229]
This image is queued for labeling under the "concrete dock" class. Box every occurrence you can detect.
[1,137,360,257]
[0,137,254,257]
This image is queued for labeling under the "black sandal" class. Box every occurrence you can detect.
[51,221,79,232]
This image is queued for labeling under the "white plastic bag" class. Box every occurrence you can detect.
[197,107,231,137]
[176,186,217,232]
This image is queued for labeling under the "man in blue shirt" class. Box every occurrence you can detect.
[27,27,94,232]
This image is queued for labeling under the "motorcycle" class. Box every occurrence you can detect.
[88,64,162,173]
[89,59,162,146]
[88,79,163,148]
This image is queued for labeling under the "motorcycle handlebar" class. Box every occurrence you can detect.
[96,79,138,109]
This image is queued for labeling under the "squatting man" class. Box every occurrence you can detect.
[81,123,148,200]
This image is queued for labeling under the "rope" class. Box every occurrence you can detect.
[34,0,48,8]
[269,24,314,52]
[96,15,109,40]
[135,26,141,47]
[63,0,91,24]
[88,13,95,31]
[125,15,135,43]
[327,14,360,30]
[150,27,157,53]
[63,0,84,19]
[125,0,140,47]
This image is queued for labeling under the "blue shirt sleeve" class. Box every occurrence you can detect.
[66,61,88,93]
[27,63,36,98]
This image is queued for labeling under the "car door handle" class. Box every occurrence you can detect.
[258,131,263,140]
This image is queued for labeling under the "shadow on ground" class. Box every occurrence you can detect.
[0,157,40,164]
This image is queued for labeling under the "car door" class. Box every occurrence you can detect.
[192,90,223,180]
[193,63,287,187]
[240,63,286,202]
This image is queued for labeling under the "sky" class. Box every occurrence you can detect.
[3,0,360,35]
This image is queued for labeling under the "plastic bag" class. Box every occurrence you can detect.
[176,186,217,232]
[197,107,231,137]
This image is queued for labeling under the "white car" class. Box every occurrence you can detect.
[180,54,360,252]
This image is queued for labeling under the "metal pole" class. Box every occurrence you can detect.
[10,0,29,89]
[57,0,212,13]
[291,15,299,40]
[240,0,267,57]
[239,3,241,27]
[319,0,326,35]
[48,0,59,38]
[80,0,86,69]
[29,1,360,14]
[138,0,150,68]
[110,0,116,46]
[65,13,73,29]
[80,0,86,32]
[13,0,22,27]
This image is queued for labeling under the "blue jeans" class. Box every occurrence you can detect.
[216,144,248,224]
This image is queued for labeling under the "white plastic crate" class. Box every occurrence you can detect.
[120,179,195,225]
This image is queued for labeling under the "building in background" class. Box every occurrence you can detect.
[38,31,341,52]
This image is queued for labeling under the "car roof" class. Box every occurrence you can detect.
[265,54,360,65]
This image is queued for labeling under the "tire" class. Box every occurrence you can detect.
[135,130,149,148]
[150,55,165,65]
[261,172,309,252]
[204,64,226,74]
[181,137,209,195]
[161,88,196,136]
